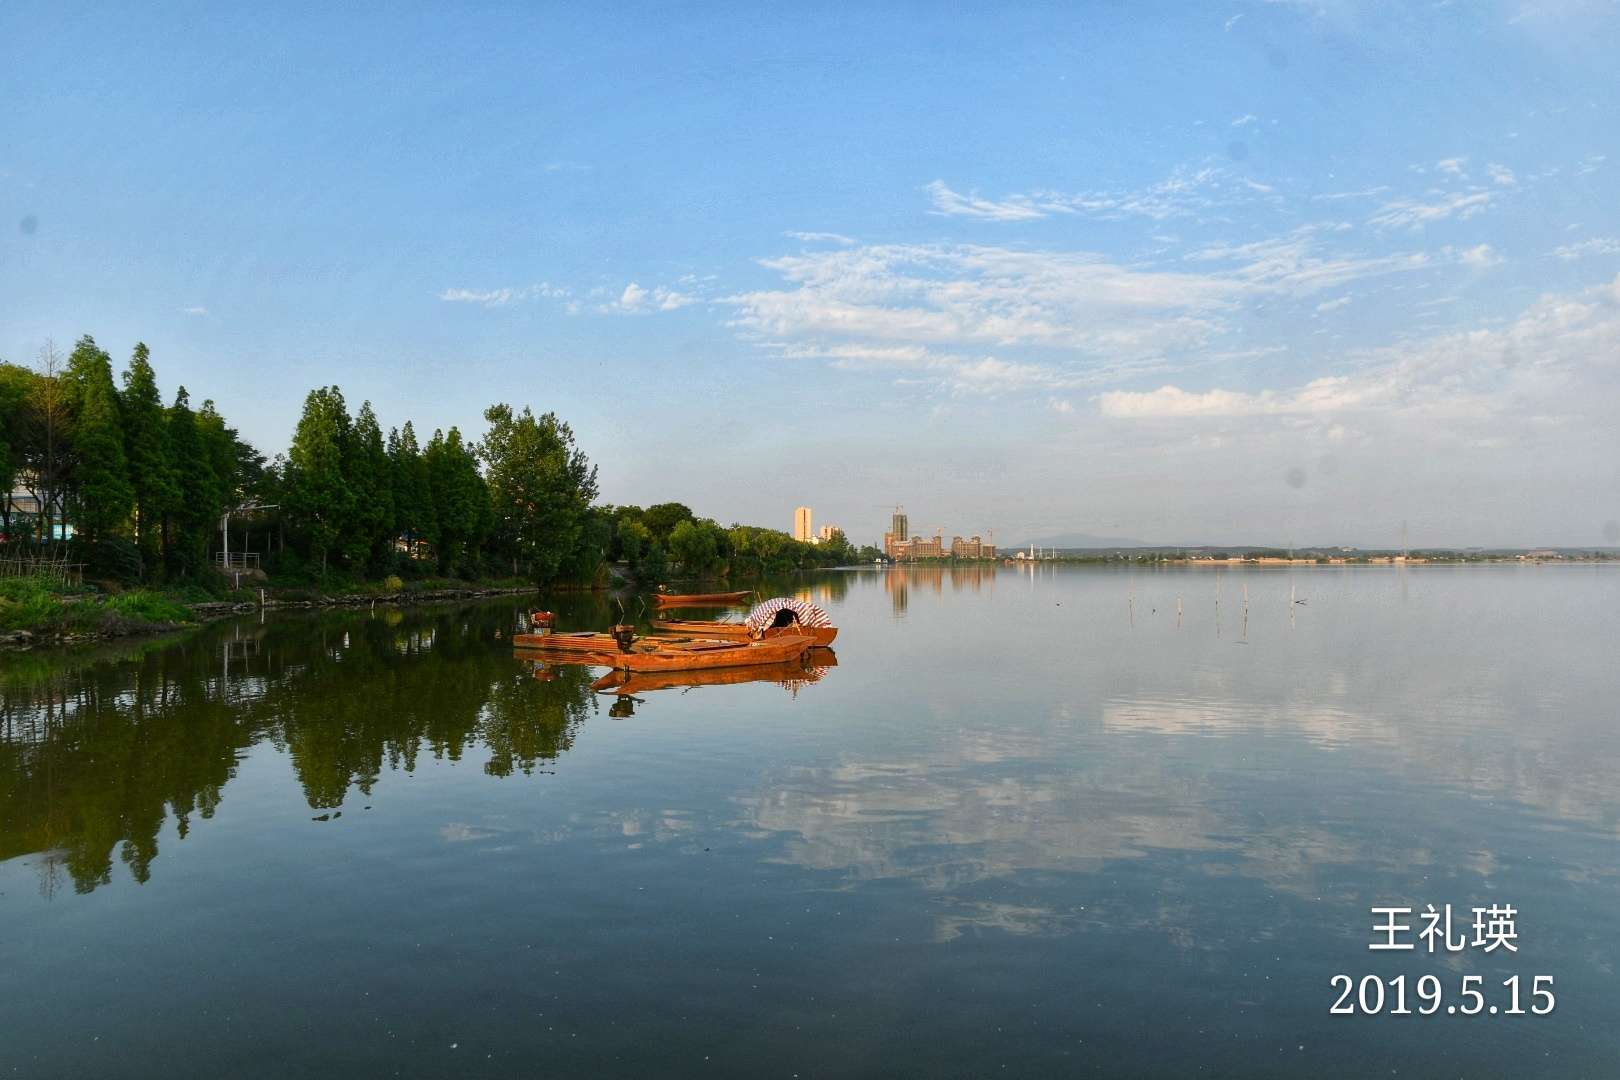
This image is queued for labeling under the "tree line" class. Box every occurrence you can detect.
[1,336,867,587]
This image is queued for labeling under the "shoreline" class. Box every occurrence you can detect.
[0,583,546,652]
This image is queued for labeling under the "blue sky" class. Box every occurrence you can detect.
[3,1,1617,547]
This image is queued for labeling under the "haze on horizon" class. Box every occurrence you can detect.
[3,3,1616,549]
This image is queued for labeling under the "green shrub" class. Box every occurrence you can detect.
[0,578,67,630]
[104,591,194,624]
[382,574,404,592]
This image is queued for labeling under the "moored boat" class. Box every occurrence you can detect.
[652,596,838,645]
[650,619,838,647]
[650,589,752,607]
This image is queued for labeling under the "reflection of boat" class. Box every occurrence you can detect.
[651,590,751,607]
[591,650,837,695]
[652,597,838,646]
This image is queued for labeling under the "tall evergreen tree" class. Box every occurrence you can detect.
[165,388,219,574]
[389,421,433,552]
[119,343,177,563]
[62,336,133,544]
[284,386,354,574]
[423,426,485,575]
[346,401,395,570]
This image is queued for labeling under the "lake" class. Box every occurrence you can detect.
[3,564,1618,1077]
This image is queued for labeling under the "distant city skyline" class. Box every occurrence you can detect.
[2,4,1616,546]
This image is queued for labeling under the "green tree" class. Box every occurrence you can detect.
[284,387,354,574]
[346,402,395,571]
[164,388,219,575]
[642,502,695,545]
[388,421,434,554]
[478,404,599,584]
[118,344,178,565]
[423,426,485,575]
[0,362,35,536]
[62,336,133,544]
[668,518,723,576]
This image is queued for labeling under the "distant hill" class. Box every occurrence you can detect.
[1025,532,1152,549]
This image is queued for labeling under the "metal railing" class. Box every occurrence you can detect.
[214,551,261,571]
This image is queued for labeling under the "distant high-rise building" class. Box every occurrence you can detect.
[794,506,813,542]
[818,524,841,542]
[891,508,908,542]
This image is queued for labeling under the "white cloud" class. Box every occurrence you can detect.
[1435,157,1468,177]
[1486,163,1517,186]
[437,283,571,308]
[785,231,857,245]
[1098,275,1620,431]
[607,281,698,313]
[1050,398,1075,414]
[1367,190,1492,230]
[925,180,1047,221]
[1097,376,1374,418]
[1315,295,1353,313]
[1231,114,1258,127]
[179,306,209,316]
[1224,13,1244,30]
[925,165,1273,225]
[1551,237,1620,260]
[1451,243,1502,268]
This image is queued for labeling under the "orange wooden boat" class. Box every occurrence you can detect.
[611,633,811,671]
[650,619,838,647]
[515,631,812,672]
[651,590,751,607]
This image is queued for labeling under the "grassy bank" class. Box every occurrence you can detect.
[0,577,196,642]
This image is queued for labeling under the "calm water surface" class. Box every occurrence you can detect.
[3,565,1618,1077]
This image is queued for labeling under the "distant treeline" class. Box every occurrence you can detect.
[0,336,870,586]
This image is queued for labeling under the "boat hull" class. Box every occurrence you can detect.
[650,620,838,647]
[651,590,751,607]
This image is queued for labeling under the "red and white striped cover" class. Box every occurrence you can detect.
[745,597,832,632]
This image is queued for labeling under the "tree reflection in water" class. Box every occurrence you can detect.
[0,601,596,895]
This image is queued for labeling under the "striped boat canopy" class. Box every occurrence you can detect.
[745,597,833,632]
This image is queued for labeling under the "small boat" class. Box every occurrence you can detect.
[610,633,812,671]
[651,619,838,647]
[512,630,630,653]
[651,589,752,607]
[514,626,813,672]
[654,596,838,645]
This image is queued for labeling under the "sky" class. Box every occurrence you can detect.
[2,1,1617,548]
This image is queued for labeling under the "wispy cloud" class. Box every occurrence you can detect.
[1551,237,1620,260]
[179,305,209,316]
[1098,274,1620,429]
[437,283,571,308]
[1231,114,1258,127]
[1367,190,1492,230]
[1487,163,1517,186]
[785,230,857,245]
[925,181,1047,221]
[1098,376,1374,418]
[926,165,1270,224]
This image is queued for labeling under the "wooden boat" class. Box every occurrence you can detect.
[651,590,752,607]
[650,619,838,647]
[512,630,629,653]
[611,633,812,671]
[591,655,834,696]
[515,631,813,672]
